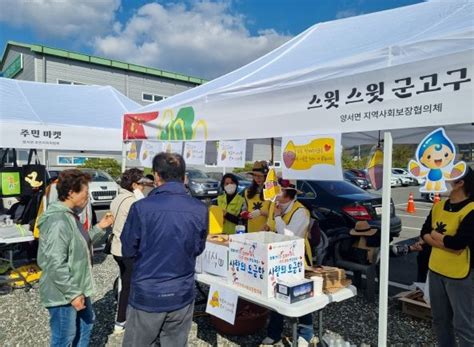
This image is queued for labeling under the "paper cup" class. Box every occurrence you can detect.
[311,276,324,296]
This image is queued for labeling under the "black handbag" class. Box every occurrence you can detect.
[0,149,23,197]
[22,149,47,196]
[103,232,114,255]
[104,195,134,255]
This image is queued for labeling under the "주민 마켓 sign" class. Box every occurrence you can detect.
[206,283,238,325]
[217,140,246,168]
[281,133,343,180]
[183,141,206,165]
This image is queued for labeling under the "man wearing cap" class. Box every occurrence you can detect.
[242,161,271,232]
[262,179,316,346]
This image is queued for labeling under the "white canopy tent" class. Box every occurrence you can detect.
[0,77,140,152]
[122,1,473,345]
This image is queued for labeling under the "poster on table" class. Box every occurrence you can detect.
[217,140,246,168]
[281,133,343,180]
[206,283,238,324]
[183,141,206,165]
[408,127,467,193]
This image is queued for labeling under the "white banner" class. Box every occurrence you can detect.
[217,140,246,168]
[1,122,121,151]
[124,51,473,142]
[183,141,206,165]
[281,134,343,180]
[206,283,238,325]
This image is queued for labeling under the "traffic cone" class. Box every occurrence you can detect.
[406,192,416,213]
[433,193,441,204]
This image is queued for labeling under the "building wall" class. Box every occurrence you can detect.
[2,46,35,81]
[42,55,196,105]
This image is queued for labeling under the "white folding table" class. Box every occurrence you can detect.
[0,225,35,290]
[196,273,356,347]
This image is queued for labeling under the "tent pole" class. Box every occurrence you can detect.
[378,131,393,346]
[121,142,127,173]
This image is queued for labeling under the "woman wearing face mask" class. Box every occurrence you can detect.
[242,161,271,232]
[421,167,474,347]
[215,174,245,234]
[109,168,147,333]
[37,169,114,347]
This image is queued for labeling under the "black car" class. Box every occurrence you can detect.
[297,180,402,238]
[343,171,370,190]
[186,169,220,199]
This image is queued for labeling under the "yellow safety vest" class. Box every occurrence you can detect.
[429,199,473,279]
[267,200,313,267]
[244,190,271,233]
[217,193,245,234]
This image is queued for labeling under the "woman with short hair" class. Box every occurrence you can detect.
[38,169,114,347]
[110,168,148,333]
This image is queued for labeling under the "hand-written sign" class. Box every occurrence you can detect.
[282,134,342,180]
[206,284,238,325]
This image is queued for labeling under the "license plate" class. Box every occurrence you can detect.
[208,190,218,194]
[96,196,112,200]
[375,207,382,215]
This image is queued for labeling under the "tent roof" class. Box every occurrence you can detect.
[0,77,139,128]
[131,0,474,115]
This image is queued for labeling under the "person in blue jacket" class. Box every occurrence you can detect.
[120,152,208,347]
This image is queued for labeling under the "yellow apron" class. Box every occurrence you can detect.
[244,190,270,232]
[267,201,313,267]
[429,199,473,279]
[217,193,245,234]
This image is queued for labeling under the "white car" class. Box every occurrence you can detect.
[391,177,402,187]
[81,169,119,206]
[392,168,423,186]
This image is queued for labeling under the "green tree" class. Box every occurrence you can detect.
[392,144,416,168]
[233,162,254,174]
[79,158,121,180]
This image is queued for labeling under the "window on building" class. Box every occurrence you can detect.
[57,79,85,85]
[142,92,166,102]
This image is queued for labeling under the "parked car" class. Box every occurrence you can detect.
[47,170,61,182]
[391,177,402,187]
[343,171,370,189]
[80,169,119,206]
[186,169,219,199]
[296,180,402,238]
[392,168,421,186]
[233,173,252,193]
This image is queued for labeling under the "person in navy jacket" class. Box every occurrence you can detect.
[121,152,208,347]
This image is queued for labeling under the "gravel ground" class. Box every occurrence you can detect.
[0,253,436,347]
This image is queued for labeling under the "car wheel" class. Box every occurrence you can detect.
[428,193,435,202]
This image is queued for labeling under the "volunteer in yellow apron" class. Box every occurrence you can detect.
[243,161,270,232]
[421,167,474,347]
[215,174,245,234]
[262,179,316,346]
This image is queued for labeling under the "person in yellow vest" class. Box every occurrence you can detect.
[215,174,245,234]
[242,161,271,232]
[421,167,474,347]
[262,179,316,346]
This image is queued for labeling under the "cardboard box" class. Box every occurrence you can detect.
[398,290,432,321]
[198,235,230,277]
[228,232,305,298]
[275,278,314,304]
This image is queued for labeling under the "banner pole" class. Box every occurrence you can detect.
[378,131,393,346]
